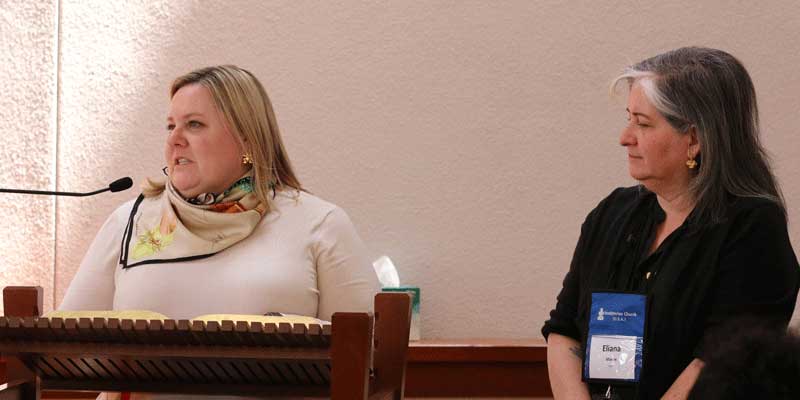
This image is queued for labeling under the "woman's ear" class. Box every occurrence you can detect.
[237,135,249,152]
[687,126,701,159]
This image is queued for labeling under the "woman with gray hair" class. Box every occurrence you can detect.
[542,47,799,399]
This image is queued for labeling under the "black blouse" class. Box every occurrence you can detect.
[541,186,799,399]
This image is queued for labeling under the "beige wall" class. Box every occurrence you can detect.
[0,1,58,308]
[3,1,799,339]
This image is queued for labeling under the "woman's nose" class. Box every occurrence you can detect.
[166,127,187,147]
[619,124,636,147]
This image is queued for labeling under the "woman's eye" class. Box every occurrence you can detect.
[188,121,203,129]
[166,124,175,131]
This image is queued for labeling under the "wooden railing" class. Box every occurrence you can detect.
[5,338,551,398]
[0,287,413,400]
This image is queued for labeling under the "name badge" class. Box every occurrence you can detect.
[583,292,646,383]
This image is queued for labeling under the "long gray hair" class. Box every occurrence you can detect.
[612,47,785,224]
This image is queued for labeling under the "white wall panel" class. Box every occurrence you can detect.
[0,0,58,314]
[39,0,800,335]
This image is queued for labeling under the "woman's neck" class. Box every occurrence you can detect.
[648,187,696,255]
[655,187,695,223]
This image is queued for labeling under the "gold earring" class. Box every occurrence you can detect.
[242,154,253,165]
[686,150,697,169]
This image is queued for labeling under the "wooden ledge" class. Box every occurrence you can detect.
[409,338,547,362]
[406,338,551,397]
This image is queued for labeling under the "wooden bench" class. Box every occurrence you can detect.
[0,287,411,400]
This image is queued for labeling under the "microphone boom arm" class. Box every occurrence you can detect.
[0,177,132,196]
[0,187,110,196]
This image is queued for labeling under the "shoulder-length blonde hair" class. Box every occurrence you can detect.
[144,65,302,213]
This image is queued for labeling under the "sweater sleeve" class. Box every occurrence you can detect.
[312,206,381,321]
[58,200,133,311]
[694,202,800,358]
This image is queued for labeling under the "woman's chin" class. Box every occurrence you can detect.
[627,166,646,180]
[170,179,200,198]
[628,173,651,185]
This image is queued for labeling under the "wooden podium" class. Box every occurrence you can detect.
[0,287,411,400]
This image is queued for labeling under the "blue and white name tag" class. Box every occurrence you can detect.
[583,292,646,383]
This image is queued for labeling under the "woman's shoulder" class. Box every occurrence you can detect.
[704,195,794,266]
[270,190,359,236]
[727,195,785,218]
[83,196,141,239]
[107,192,167,220]
[273,189,338,213]
[272,189,351,225]
[721,195,788,234]
[107,196,140,222]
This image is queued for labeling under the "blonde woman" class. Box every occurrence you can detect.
[61,65,378,340]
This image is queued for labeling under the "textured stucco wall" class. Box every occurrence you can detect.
[0,1,58,314]
[4,1,800,337]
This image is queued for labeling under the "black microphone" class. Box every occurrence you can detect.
[108,177,134,193]
[0,177,133,197]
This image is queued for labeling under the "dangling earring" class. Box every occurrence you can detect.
[242,154,253,165]
[686,150,697,169]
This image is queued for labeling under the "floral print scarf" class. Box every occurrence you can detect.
[119,172,266,269]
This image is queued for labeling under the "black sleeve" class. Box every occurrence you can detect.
[541,187,634,341]
[541,215,591,341]
[541,190,621,341]
[694,202,800,358]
